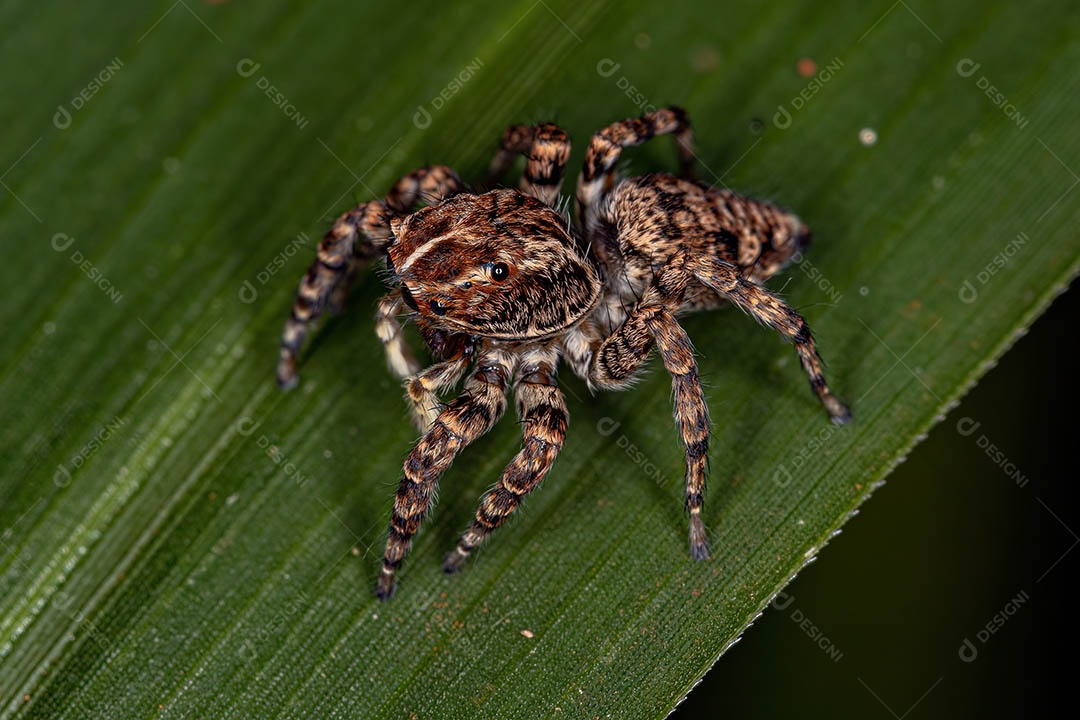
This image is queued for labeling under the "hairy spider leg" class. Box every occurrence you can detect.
[277,165,464,389]
[444,344,567,572]
[377,347,516,599]
[486,122,572,208]
[576,106,695,238]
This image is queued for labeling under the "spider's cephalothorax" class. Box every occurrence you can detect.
[276,110,851,600]
[387,190,600,341]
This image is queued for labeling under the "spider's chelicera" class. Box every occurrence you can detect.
[276,107,851,600]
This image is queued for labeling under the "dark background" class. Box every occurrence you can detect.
[676,285,1078,717]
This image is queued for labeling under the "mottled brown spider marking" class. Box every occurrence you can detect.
[377,348,515,599]
[275,106,851,599]
[385,164,464,214]
[389,190,600,340]
[585,289,668,389]
[600,174,810,304]
[486,122,572,207]
[444,345,567,572]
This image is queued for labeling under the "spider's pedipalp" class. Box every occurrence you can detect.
[376,293,421,380]
[379,291,475,430]
[486,122,571,208]
[403,346,472,432]
[377,347,515,600]
[444,345,566,573]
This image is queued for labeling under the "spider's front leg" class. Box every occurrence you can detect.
[443,345,567,573]
[278,201,391,389]
[377,347,515,600]
[277,165,464,389]
[486,122,571,208]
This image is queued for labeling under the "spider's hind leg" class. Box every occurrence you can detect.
[689,254,851,424]
[650,308,712,560]
[576,106,695,236]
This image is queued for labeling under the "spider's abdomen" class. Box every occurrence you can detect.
[597,173,810,310]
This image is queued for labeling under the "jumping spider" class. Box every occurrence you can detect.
[277,107,851,600]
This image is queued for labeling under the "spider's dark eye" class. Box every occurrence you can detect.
[490,263,509,281]
[400,284,418,311]
[429,299,447,316]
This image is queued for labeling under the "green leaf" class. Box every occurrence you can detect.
[1,0,1076,717]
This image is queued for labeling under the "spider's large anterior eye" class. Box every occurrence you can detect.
[490,263,509,281]
[429,299,447,316]
[400,284,418,311]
